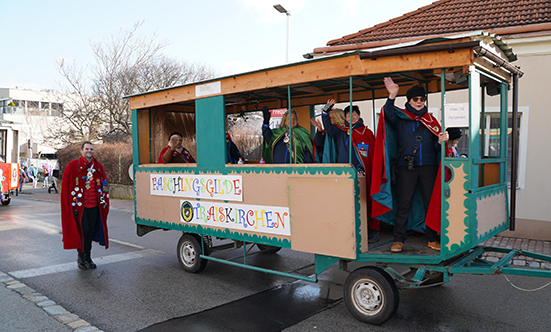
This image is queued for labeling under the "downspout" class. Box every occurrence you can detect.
[509,73,519,231]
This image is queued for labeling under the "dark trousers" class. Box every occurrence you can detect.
[394,165,439,243]
[81,207,100,254]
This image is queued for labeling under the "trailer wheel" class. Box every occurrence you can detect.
[177,234,208,273]
[257,244,281,254]
[2,198,11,205]
[344,266,399,325]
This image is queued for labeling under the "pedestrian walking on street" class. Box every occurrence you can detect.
[28,164,38,188]
[60,142,110,269]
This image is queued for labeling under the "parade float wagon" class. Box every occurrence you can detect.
[0,163,19,205]
[126,33,551,324]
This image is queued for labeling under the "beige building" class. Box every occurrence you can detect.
[305,0,551,240]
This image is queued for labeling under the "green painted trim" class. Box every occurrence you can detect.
[499,82,509,184]
[348,76,353,164]
[473,158,507,164]
[136,217,291,248]
[470,183,507,194]
[135,164,356,177]
[468,69,481,190]
[470,184,509,242]
[441,160,471,255]
[353,175,362,254]
[354,253,443,265]
[201,255,317,282]
[287,85,293,163]
[131,109,139,215]
[196,96,225,169]
[440,69,446,253]
[131,109,140,167]
[314,254,340,276]
[475,67,508,85]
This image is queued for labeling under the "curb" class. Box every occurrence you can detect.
[0,272,103,332]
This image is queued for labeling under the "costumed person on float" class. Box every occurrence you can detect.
[61,141,110,269]
[371,77,448,253]
[320,99,380,242]
[226,132,244,164]
[310,107,346,163]
[158,132,196,164]
[261,106,313,164]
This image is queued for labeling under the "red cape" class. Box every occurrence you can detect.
[60,156,110,250]
[158,146,195,163]
[370,106,441,233]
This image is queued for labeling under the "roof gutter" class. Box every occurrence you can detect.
[354,40,523,77]
[306,22,551,58]
[473,46,524,77]
[358,40,481,60]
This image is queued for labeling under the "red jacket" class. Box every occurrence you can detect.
[60,156,110,250]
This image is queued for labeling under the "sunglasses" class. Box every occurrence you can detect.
[411,97,426,102]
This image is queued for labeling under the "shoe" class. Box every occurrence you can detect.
[391,242,403,252]
[84,253,97,269]
[368,229,380,243]
[428,241,441,251]
[77,253,87,270]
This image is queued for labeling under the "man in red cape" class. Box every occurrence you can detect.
[371,78,448,253]
[61,142,110,269]
[158,132,196,164]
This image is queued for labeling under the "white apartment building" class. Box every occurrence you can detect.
[0,87,64,162]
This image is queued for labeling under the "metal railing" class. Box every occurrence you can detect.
[0,106,60,116]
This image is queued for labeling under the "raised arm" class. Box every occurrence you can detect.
[384,77,399,100]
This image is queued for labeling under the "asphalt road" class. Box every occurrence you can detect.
[1,196,551,332]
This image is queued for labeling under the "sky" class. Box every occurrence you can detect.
[0,0,436,91]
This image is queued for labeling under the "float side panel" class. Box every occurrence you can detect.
[288,177,356,259]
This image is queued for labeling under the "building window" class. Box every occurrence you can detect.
[482,107,528,189]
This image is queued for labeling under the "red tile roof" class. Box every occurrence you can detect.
[327,0,551,46]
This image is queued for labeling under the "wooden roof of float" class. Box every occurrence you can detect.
[125,34,522,114]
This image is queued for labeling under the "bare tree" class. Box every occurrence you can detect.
[47,20,217,145]
[45,59,108,146]
[91,20,216,136]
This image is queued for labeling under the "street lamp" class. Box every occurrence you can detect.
[273,4,290,63]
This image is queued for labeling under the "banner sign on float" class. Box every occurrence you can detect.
[180,200,291,236]
[150,174,243,202]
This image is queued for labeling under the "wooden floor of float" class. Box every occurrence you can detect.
[366,230,440,256]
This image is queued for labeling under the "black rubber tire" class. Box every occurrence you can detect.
[177,234,208,273]
[257,244,282,254]
[2,198,11,205]
[344,266,399,325]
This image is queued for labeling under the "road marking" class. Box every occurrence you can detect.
[110,238,145,250]
[0,224,26,232]
[8,249,164,279]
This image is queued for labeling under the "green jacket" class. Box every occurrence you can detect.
[262,126,313,164]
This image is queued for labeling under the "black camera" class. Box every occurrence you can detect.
[403,155,416,171]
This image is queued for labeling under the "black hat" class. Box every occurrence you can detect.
[447,127,462,141]
[406,85,426,101]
